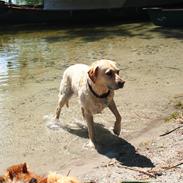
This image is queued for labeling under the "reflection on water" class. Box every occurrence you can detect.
[1,22,183,90]
[0,25,125,89]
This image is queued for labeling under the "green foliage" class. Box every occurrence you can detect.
[165,111,180,122]
[16,0,43,5]
[175,101,183,110]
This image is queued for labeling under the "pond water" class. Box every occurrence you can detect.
[0,23,183,175]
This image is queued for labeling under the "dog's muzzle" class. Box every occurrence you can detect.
[117,81,125,88]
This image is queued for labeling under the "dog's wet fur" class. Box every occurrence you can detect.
[55,60,125,147]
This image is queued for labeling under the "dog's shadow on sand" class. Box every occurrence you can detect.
[63,122,154,168]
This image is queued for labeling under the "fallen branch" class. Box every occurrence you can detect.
[161,162,183,170]
[66,169,71,176]
[116,164,157,178]
[165,66,181,71]
[99,160,157,178]
[99,159,117,168]
[160,125,183,137]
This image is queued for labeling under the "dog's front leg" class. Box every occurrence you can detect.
[108,99,121,136]
[84,110,96,147]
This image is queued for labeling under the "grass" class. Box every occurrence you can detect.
[174,101,183,110]
[165,100,183,122]
[165,111,180,122]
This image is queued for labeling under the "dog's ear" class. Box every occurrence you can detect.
[0,176,5,183]
[88,66,99,83]
[7,163,28,180]
[22,162,28,173]
[8,171,14,180]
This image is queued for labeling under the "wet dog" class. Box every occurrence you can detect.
[0,163,79,183]
[55,59,125,147]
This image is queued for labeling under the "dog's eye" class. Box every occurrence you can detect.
[116,70,120,75]
[105,70,113,77]
[29,178,37,183]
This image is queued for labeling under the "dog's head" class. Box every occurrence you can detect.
[88,59,125,90]
[7,162,28,180]
[5,163,45,183]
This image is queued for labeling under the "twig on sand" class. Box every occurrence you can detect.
[116,164,157,178]
[100,159,183,179]
[99,159,117,168]
[66,169,71,176]
[160,125,183,137]
[161,162,183,170]
[100,160,157,178]
[117,161,183,179]
[165,66,181,71]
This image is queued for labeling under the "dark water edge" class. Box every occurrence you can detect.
[0,20,150,33]
[0,7,149,27]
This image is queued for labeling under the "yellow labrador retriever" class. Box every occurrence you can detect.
[55,59,125,147]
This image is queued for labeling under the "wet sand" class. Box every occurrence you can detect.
[0,23,183,182]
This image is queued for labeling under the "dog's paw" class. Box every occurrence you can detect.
[44,114,63,131]
[82,140,95,150]
[113,122,121,136]
[113,128,121,136]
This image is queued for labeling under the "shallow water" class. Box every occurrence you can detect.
[0,23,183,174]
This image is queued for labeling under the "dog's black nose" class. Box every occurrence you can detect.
[117,81,125,88]
[29,178,37,183]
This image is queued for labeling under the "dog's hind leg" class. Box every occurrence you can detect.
[55,94,69,119]
[55,74,73,119]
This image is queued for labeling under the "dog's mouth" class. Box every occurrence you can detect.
[108,82,125,90]
[107,85,119,90]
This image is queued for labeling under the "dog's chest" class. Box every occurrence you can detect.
[92,98,109,113]
[80,92,113,114]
